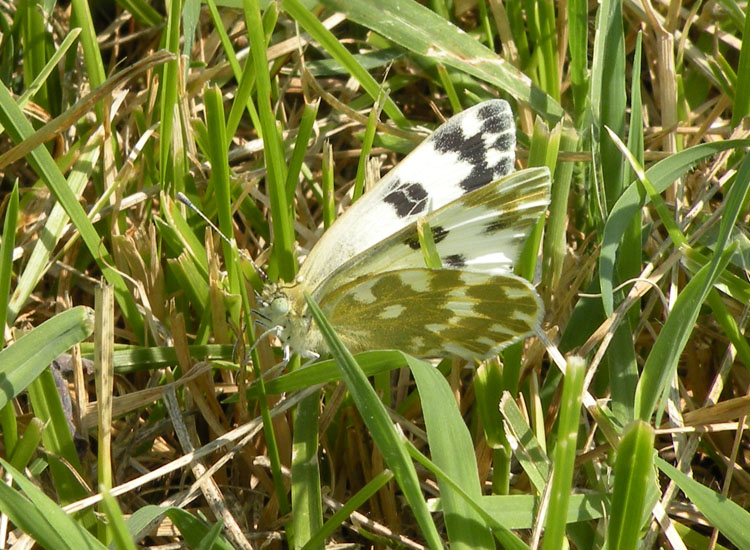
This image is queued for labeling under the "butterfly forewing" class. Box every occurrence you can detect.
[311,167,551,300]
[318,268,541,360]
[297,100,516,294]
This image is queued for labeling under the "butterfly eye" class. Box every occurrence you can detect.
[270,297,290,316]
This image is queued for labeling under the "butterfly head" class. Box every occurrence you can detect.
[256,281,319,355]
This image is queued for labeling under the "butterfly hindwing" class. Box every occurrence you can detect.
[318,268,542,360]
[297,100,516,293]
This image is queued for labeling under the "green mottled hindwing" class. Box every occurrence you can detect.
[318,268,542,360]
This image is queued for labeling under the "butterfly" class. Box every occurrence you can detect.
[256,100,551,360]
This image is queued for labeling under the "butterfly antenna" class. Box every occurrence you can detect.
[176,192,268,282]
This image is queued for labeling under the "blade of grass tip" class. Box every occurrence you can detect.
[435,64,462,113]
[0,181,18,329]
[540,356,586,550]
[321,140,336,229]
[100,490,137,550]
[285,99,321,202]
[352,90,387,201]
[159,0,183,188]
[304,294,444,550]
[417,218,444,269]
[95,284,115,544]
[20,0,51,111]
[608,421,655,550]
[245,0,296,281]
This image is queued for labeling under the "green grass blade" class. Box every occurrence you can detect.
[567,0,589,121]
[70,0,106,90]
[8,417,44,472]
[0,181,18,328]
[1,457,102,547]
[0,306,94,409]
[590,0,626,212]
[300,471,393,550]
[158,0,184,189]
[406,442,530,550]
[408,356,494,549]
[730,6,750,127]
[285,99,320,202]
[541,357,586,550]
[245,0,296,280]
[204,85,240,294]
[100,491,137,550]
[608,421,655,550]
[635,154,750,421]
[499,393,550,493]
[291,387,323,550]
[0,459,104,550]
[656,457,750,549]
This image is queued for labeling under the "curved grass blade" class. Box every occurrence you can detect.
[304,293,444,550]
[0,306,95,410]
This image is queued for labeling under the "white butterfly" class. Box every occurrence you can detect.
[257,100,550,360]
